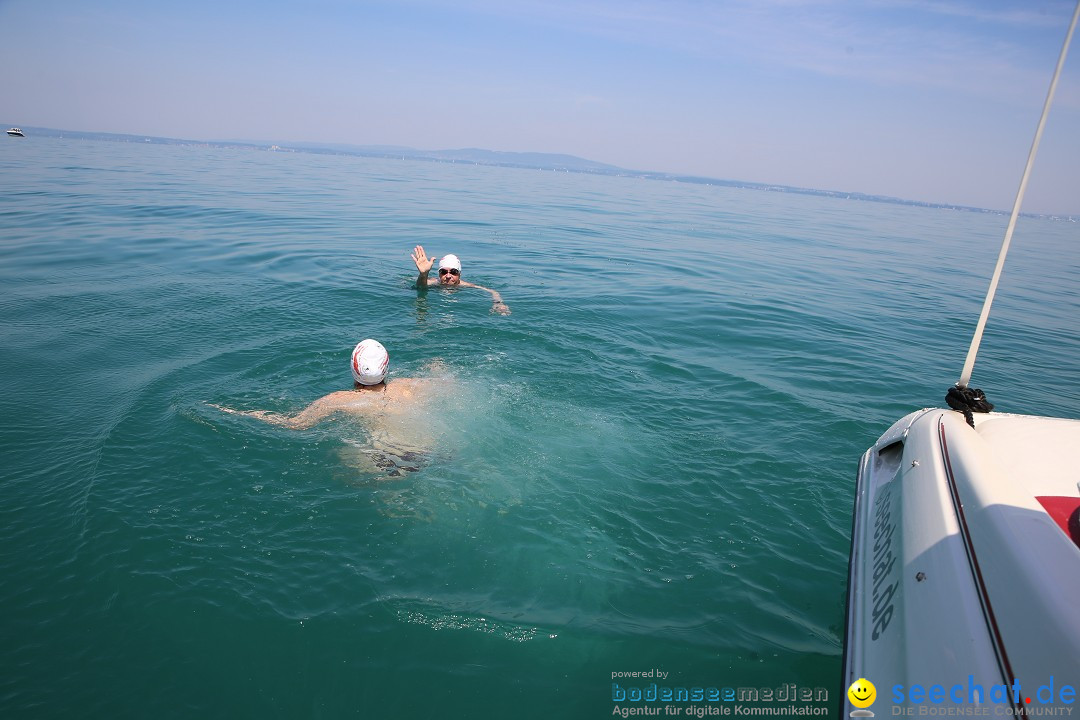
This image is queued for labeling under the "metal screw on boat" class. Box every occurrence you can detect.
[911,460,919,468]
[915,572,926,582]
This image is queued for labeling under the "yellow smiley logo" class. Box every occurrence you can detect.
[848,679,876,708]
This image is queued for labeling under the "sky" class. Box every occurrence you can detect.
[1,0,1079,214]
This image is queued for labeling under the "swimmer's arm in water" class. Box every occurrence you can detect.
[411,245,438,288]
[460,280,511,315]
[210,391,374,430]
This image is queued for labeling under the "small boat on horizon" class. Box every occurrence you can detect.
[7,128,25,137]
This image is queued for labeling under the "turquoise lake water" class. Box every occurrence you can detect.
[1,137,1078,718]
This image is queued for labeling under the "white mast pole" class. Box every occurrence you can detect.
[958,0,1080,389]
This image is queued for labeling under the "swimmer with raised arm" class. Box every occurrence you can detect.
[411,245,510,315]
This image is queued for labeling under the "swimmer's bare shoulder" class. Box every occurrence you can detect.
[384,377,441,402]
[327,389,379,406]
[211,376,447,428]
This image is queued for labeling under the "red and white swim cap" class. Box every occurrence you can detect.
[351,339,389,385]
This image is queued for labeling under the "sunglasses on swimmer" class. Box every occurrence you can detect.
[439,268,460,276]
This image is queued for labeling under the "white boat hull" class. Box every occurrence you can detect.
[843,409,1080,712]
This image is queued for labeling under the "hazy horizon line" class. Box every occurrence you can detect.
[8,122,1078,221]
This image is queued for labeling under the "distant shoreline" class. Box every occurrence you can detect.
[7,124,1076,221]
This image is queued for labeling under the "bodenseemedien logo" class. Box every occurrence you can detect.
[848,679,877,717]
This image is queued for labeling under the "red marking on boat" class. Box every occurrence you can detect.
[1035,496,1080,549]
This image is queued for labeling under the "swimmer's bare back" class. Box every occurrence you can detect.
[210,377,440,430]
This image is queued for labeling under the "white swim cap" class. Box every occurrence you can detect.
[438,253,461,272]
[351,339,389,385]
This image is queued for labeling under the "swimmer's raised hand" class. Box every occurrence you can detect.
[411,245,435,274]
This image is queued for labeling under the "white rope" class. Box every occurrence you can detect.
[958,0,1080,389]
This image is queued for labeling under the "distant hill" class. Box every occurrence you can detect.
[11,127,628,174]
[231,140,625,173]
[8,125,1073,219]
[420,148,623,173]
